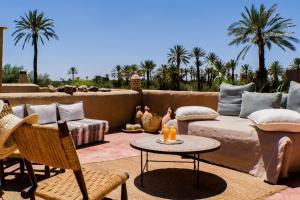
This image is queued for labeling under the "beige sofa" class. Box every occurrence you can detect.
[167,115,300,184]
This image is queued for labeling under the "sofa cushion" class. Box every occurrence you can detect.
[287,81,300,112]
[12,104,25,119]
[218,82,254,116]
[27,103,57,124]
[248,109,300,132]
[45,118,109,146]
[281,93,288,108]
[175,106,218,121]
[239,92,282,118]
[57,102,85,122]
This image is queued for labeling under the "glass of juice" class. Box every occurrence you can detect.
[162,125,169,141]
[169,126,176,141]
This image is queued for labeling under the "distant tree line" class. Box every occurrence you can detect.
[5,3,299,93]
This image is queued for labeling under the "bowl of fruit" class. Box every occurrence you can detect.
[122,124,144,133]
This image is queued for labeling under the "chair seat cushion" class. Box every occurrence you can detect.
[35,166,129,200]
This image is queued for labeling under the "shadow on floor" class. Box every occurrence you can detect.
[76,141,110,149]
[134,168,227,199]
[277,172,300,188]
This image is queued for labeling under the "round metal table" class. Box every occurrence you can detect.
[130,135,221,188]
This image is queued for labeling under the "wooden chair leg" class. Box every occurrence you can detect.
[45,165,50,178]
[0,159,6,186]
[21,159,37,200]
[20,159,25,174]
[121,183,128,200]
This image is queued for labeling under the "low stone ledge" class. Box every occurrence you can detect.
[0,83,39,93]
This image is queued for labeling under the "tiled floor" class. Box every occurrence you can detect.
[76,132,148,164]
[4,132,300,199]
[77,132,300,200]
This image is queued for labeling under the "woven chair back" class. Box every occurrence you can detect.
[13,123,81,171]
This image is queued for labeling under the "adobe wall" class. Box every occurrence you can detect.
[141,90,219,116]
[0,89,219,131]
[0,90,141,131]
[0,83,40,93]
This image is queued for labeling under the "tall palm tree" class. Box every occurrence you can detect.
[268,61,284,88]
[240,64,251,82]
[205,53,219,67]
[225,59,238,84]
[228,4,298,90]
[205,53,219,87]
[212,59,226,87]
[167,45,190,90]
[140,60,156,89]
[111,65,122,87]
[12,10,58,84]
[68,67,78,81]
[290,58,300,82]
[156,64,170,89]
[190,47,206,91]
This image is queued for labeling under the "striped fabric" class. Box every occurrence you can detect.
[67,119,109,146]
[45,118,109,146]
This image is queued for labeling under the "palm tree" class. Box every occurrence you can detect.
[190,47,206,91]
[228,4,298,90]
[12,10,58,84]
[156,64,170,89]
[204,67,211,86]
[268,61,284,88]
[140,60,156,88]
[205,53,219,87]
[225,59,238,84]
[122,64,137,85]
[167,45,190,90]
[111,65,122,87]
[212,59,226,87]
[68,67,78,81]
[290,58,300,82]
[240,64,251,82]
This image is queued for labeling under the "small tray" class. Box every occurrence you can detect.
[156,138,184,145]
[122,128,144,133]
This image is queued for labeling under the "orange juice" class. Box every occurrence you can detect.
[162,126,169,141]
[169,126,176,140]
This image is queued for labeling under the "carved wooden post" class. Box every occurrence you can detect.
[0,27,7,91]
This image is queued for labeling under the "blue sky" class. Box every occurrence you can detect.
[1,0,300,80]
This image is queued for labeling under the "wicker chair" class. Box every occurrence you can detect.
[13,121,129,200]
[0,100,50,186]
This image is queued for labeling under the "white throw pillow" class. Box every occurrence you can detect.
[27,103,57,124]
[57,102,85,122]
[12,104,25,118]
[175,106,218,121]
[248,109,300,132]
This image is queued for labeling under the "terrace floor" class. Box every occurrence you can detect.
[1,132,300,199]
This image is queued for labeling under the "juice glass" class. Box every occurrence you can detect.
[169,126,176,141]
[162,126,169,141]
